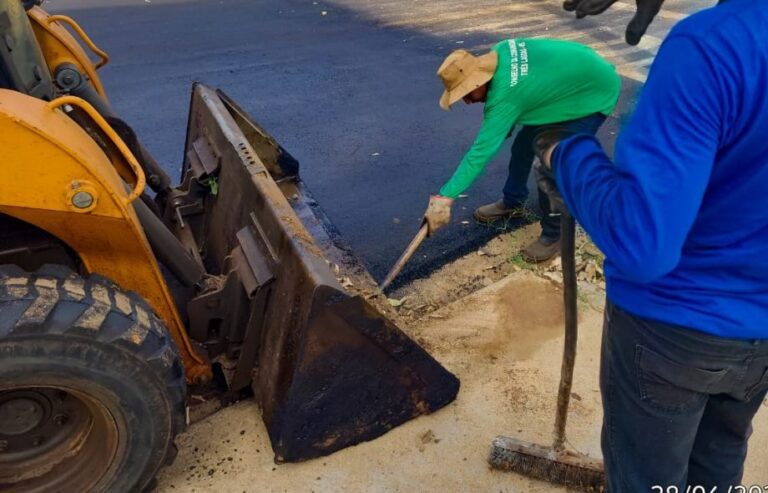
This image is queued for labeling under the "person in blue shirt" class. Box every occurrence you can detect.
[538,1,768,490]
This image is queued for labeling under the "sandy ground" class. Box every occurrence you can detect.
[156,265,768,492]
[386,222,606,323]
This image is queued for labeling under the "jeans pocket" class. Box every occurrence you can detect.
[635,345,729,414]
[745,367,768,402]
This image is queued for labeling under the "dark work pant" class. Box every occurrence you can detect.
[502,113,606,240]
[601,301,768,492]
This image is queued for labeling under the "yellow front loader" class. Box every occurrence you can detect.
[0,1,459,491]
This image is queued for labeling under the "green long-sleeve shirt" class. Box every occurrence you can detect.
[439,38,621,198]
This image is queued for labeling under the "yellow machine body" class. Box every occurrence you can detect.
[27,6,108,97]
[0,89,209,382]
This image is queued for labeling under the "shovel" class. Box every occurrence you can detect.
[379,222,429,291]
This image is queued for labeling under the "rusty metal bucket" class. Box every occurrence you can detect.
[181,84,459,462]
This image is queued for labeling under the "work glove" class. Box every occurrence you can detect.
[532,129,575,214]
[423,195,453,236]
[562,0,665,45]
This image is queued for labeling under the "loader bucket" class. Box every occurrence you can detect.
[182,84,459,462]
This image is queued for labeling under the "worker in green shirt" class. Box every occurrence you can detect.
[424,38,621,261]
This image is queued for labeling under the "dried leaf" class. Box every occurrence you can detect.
[584,262,597,279]
[420,430,437,443]
[387,297,408,307]
[543,272,562,283]
[340,277,354,288]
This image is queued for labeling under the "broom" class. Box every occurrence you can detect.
[488,210,605,491]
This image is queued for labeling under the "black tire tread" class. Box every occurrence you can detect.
[0,264,187,471]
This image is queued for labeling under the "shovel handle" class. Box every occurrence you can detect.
[553,211,578,451]
[379,223,429,291]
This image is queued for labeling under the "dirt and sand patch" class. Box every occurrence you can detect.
[387,222,607,323]
[158,271,600,492]
[384,224,541,321]
[408,276,565,362]
[156,228,768,492]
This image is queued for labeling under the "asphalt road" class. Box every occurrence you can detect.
[50,0,701,282]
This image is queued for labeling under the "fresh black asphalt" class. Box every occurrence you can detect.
[53,0,642,284]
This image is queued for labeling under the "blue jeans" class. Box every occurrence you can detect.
[502,113,606,240]
[601,301,768,492]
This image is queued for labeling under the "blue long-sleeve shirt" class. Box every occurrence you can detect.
[553,0,768,339]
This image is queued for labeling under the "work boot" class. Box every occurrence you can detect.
[473,200,526,224]
[521,236,560,263]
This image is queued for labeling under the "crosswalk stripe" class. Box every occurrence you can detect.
[334,0,700,82]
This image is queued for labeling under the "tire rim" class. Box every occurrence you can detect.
[0,386,122,492]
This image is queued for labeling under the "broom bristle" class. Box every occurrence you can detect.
[489,436,605,492]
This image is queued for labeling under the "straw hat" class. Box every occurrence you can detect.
[437,49,498,110]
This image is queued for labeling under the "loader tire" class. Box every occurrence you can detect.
[0,265,186,493]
